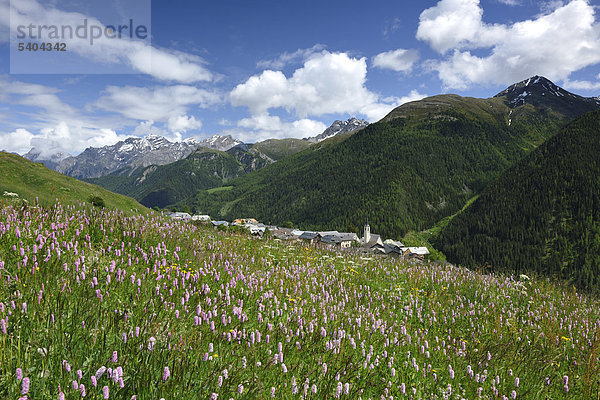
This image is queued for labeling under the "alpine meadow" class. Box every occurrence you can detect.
[3,0,600,399]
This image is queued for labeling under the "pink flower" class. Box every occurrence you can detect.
[103,386,109,399]
[21,377,30,394]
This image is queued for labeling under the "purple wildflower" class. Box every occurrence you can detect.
[21,377,30,394]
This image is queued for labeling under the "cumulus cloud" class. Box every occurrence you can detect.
[231,51,400,122]
[167,114,203,133]
[257,44,327,69]
[234,114,327,142]
[4,0,213,83]
[0,76,134,155]
[0,128,35,154]
[372,49,419,72]
[562,77,600,91]
[417,0,600,89]
[0,74,219,156]
[214,114,327,143]
[0,121,128,157]
[95,85,220,122]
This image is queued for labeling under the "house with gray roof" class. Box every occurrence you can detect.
[299,231,318,244]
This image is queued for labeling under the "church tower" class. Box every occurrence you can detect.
[363,219,371,244]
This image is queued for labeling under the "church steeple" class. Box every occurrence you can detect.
[363,218,371,244]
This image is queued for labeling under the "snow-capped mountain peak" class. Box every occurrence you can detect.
[33,133,244,179]
[305,117,369,143]
[199,135,243,150]
[494,75,598,108]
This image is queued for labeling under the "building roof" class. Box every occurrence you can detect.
[171,212,192,220]
[407,247,430,255]
[338,233,359,241]
[321,234,342,244]
[299,231,318,240]
[384,243,403,254]
[211,220,229,226]
[383,239,404,247]
[318,231,340,237]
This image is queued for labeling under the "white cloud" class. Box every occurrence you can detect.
[133,120,162,136]
[417,0,508,54]
[0,76,134,155]
[417,0,600,89]
[222,114,327,142]
[36,123,124,155]
[0,120,129,157]
[497,0,521,6]
[0,74,219,156]
[562,78,600,91]
[96,85,220,122]
[372,49,419,72]
[257,44,327,69]
[167,114,202,133]
[4,0,213,83]
[0,128,35,154]
[231,51,399,122]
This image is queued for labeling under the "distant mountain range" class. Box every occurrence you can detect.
[23,118,366,179]
[178,76,600,238]
[24,134,243,179]
[436,108,600,292]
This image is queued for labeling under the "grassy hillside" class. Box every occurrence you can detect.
[436,109,600,292]
[0,152,147,214]
[250,138,311,161]
[180,88,596,238]
[1,202,599,398]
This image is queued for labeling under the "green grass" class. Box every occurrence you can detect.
[1,201,599,399]
[251,139,310,161]
[0,152,148,214]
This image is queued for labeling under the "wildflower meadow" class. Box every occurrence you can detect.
[1,201,599,399]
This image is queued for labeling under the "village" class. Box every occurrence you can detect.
[165,212,430,262]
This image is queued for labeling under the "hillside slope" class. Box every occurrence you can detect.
[180,77,600,237]
[436,109,600,292]
[87,148,264,209]
[0,152,147,213]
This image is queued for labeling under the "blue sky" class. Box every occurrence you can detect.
[1,0,600,156]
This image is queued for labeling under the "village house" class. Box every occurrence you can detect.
[169,212,192,221]
[299,231,318,244]
[271,228,299,241]
[192,214,211,222]
[320,232,359,248]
